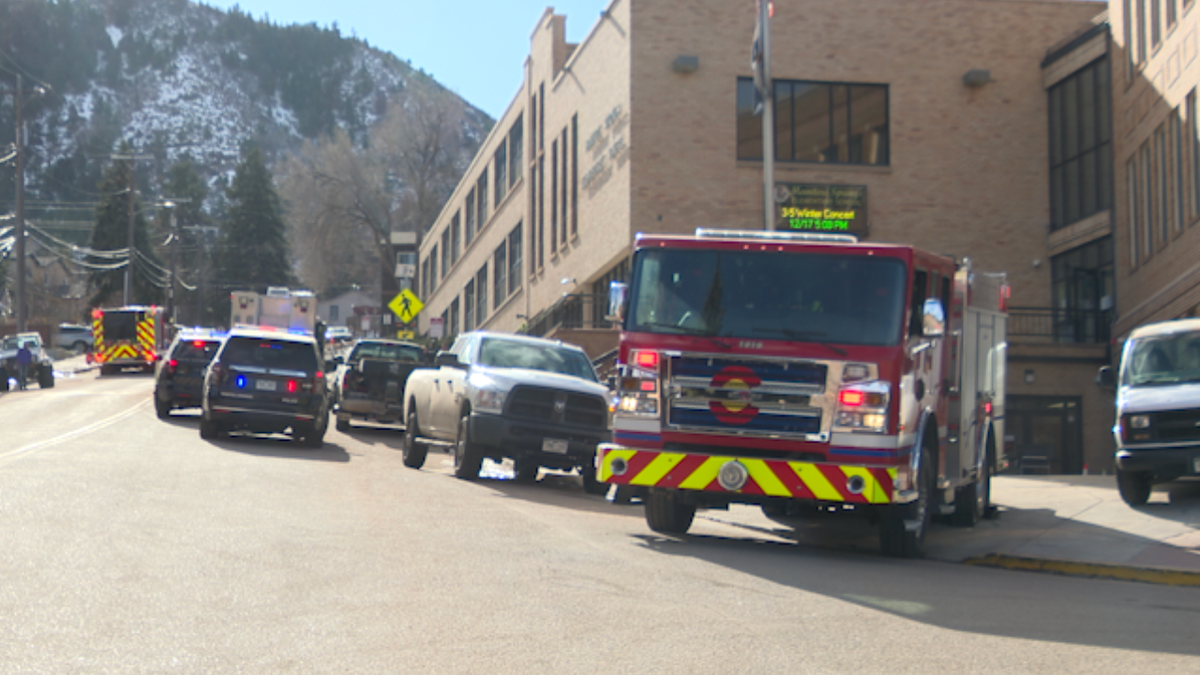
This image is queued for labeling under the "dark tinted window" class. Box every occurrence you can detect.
[348,343,423,362]
[222,338,318,372]
[628,248,908,346]
[173,339,221,362]
[103,312,140,341]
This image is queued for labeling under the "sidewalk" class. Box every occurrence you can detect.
[701,475,1200,586]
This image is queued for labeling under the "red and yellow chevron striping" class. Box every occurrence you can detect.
[598,446,897,504]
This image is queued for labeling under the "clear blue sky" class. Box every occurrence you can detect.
[203,1,611,119]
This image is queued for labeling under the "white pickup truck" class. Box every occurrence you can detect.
[401,331,611,493]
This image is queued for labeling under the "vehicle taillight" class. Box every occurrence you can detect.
[168,359,178,371]
[287,380,298,394]
[192,340,204,348]
[839,390,865,407]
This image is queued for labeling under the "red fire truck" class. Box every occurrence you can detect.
[599,229,1008,557]
[92,306,167,375]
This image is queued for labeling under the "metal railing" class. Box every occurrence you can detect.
[522,293,610,337]
[1008,306,1111,344]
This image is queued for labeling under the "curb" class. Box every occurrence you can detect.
[964,553,1200,587]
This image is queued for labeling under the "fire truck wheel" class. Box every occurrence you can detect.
[645,489,695,535]
[453,414,484,480]
[402,410,428,469]
[155,396,172,420]
[880,442,933,558]
[953,433,994,527]
[1116,469,1153,506]
[580,464,608,495]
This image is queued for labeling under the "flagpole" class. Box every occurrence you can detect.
[759,1,775,231]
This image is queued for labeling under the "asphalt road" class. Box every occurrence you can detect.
[1,370,1198,674]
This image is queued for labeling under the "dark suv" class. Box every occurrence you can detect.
[154,330,224,418]
[200,327,332,447]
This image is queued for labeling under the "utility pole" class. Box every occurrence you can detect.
[158,198,190,328]
[112,151,153,305]
[5,74,48,333]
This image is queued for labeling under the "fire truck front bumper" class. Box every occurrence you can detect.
[597,444,898,504]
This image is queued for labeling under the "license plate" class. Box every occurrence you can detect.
[255,379,277,391]
[543,438,569,454]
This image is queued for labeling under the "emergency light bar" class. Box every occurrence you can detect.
[694,228,859,244]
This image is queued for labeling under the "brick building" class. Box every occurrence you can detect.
[414,0,1114,473]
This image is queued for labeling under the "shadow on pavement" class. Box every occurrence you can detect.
[203,432,350,462]
[629,529,1200,657]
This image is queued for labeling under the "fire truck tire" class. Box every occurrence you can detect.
[402,409,428,469]
[645,489,695,535]
[880,442,933,558]
[580,463,608,495]
[155,396,171,419]
[1117,469,1153,506]
[952,433,994,527]
[453,414,483,480]
[38,367,55,389]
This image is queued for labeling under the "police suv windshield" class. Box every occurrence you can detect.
[1122,332,1200,386]
[626,248,908,346]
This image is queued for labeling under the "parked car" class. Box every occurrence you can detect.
[325,325,352,343]
[54,323,94,354]
[402,331,611,493]
[1098,317,1200,505]
[154,330,225,418]
[200,326,333,447]
[333,338,427,432]
[0,332,55,391]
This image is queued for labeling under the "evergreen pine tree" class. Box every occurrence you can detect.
[88,147,164,307]
[215,145,294,319]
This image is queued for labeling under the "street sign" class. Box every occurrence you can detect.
[388,289,424,324]
[396,330,415,340]
[429,316,445,339]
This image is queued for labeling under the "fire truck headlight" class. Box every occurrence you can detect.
[618,394,658,415]
[834,381,890,433]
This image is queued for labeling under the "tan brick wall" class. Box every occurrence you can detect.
[1110,0,1200,335]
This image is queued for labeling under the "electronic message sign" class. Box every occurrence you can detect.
[775,184,868,236]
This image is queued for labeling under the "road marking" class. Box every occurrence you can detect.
[0,400,149,463]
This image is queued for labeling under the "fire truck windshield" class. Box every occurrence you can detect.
[627,248,908,346]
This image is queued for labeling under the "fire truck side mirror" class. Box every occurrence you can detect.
[921,298,946,338]
[607,281,629,323]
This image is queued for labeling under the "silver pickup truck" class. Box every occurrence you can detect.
[401,331,611,493]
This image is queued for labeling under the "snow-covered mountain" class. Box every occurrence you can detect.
[0,0,491,224]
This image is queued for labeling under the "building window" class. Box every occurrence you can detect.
[1173,109,1185,232]
[570,114,578,237]
[495,142,508,206]
[1152,0,1162,47]
[329,305,339,322]
[509,115,524,189]
[1168,0,1179,27]
[464,279,475,332]
[1138,0,1148,64]
[536,156,545,269]
[1051,237,1114,344]
[1048,56,1113,231]
[737,78,889,166]
[1190,91,1200,219]
[476,169,489,227]
[1128,157,1140,267]
[440,231,450,278]
[465,188,476,245]
[450,212,461,266]
[538,82,545,152]
[1125,0,1136,79]
[1156,123,1169,242]
[508,223,523,297]
[449,296,460,337]
[430,244,440,289]
[550,138,558,254]
[476,265,488,325]
[493,241,507,310]
[560,126,569,244]
[1142,141,1154,256]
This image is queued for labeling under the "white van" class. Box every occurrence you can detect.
[1099,317,1200,505]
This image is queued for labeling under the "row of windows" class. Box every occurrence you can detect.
[1125,89,1200,267]
[1049,56,1113,230]
[1125,0,1194,77]
[531,114,580,271]
[737,78,890,166]
[420,114,525,299]
[436,223,526,338]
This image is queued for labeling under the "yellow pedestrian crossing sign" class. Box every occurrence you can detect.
[388,289,424,324]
